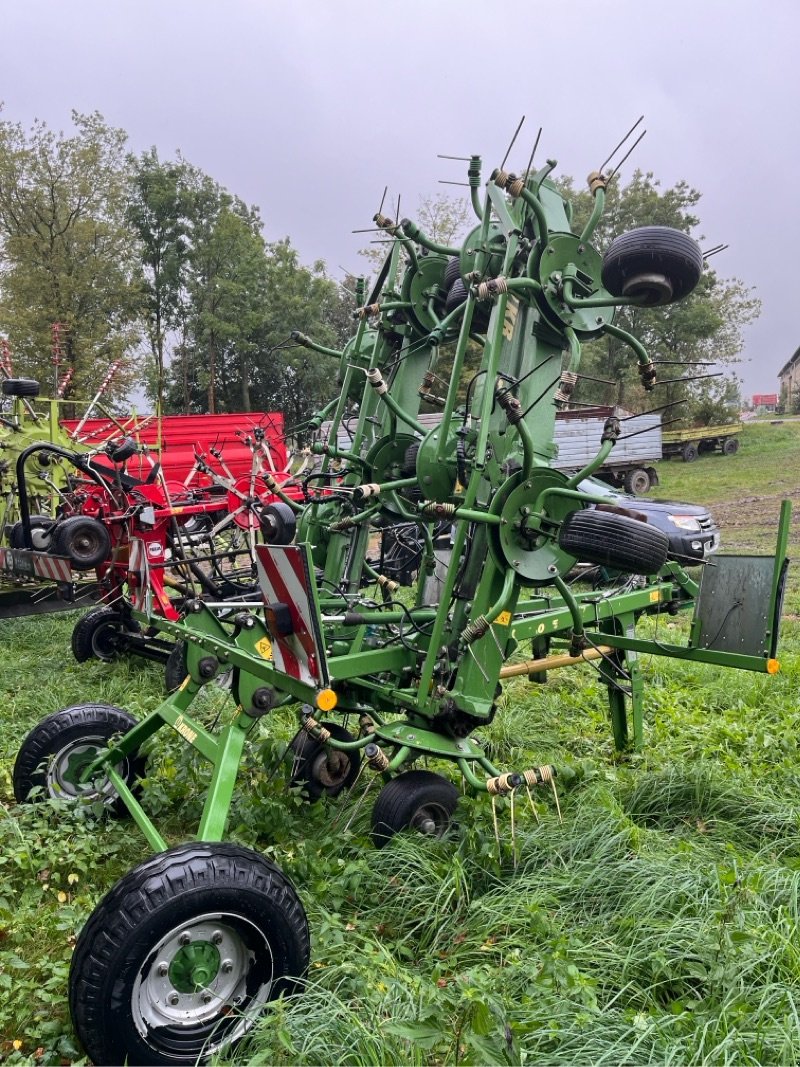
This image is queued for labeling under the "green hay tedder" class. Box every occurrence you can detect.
[14,138,790,1064]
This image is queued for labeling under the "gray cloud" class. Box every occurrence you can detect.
[3,0,798,396]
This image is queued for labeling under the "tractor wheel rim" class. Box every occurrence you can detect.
[132,914,273,1042]
[311,749,351,789]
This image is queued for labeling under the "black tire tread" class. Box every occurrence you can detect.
[70,606,124,663]
[371,769,459,848]
[2,377,40,397]
[559,509,668,574]
[288,720,361,801]
[602,226,703,304]
[51,515,111,570]
[69,843,309,1066]
[13,703,142,812]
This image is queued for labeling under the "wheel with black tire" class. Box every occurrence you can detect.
[559,509,669,574]
[2,377,40,397]
[722,437,739,455]
[165,640,189,692]
[623,468,651,496]
[601,226,703,306]
[371,769,459,848]
[106,436,138,463]
[13,703,144,814]
[9,514,55,550]
[50,515,111,570]
[71,606,129,663]
[288,721,362,802]
[69,842,310,1066]
[260,501,297,545]
[682,442,698,462]
[442,256,462,290]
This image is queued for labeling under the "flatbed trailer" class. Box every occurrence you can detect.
[662,422,743,462]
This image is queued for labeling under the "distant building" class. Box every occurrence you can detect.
[779,346,800,409]
[752,392,778,412]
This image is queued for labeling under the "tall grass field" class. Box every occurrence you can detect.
[1,421,799,1065]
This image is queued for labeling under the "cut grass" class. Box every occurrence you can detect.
[1,421,799,1064]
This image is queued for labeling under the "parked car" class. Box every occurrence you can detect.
[579,476,720,563]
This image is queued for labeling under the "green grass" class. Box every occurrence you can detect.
[1,421,799,1064]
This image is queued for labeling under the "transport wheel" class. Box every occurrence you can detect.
[288,721,362,802]
[601,226,703,306]
[371,769,459,848]
[722,437,739,455]
[69,843,310,1066]
[558,510,669,574]
[71,606,128,663]
[623,468,651,495]
[2,377,40,397]
[682,442,698,462]
[50,515,111,570]
[13,703,144,814]
[9,514,55,550]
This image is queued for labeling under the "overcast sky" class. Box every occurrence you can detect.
[2,0,798,398]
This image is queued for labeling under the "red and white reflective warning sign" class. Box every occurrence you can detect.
[254,543,328,687]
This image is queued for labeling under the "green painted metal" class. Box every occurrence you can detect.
[63,141,790,851]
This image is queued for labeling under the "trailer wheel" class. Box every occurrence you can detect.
[682,443,698,462]
[623,468,651,495]
[559,510,668,574]
[13,703,144,814]
[69,843,309,1066]
[372,770,459,848]
[260,501,297,545]
[9,514,55,550]
[288,721,362,802]
[722,437,740,455]
[51,515,111,570]
[601,226,703,306]
[71,606,129,663]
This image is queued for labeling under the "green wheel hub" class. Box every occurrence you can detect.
[168,940,221,993]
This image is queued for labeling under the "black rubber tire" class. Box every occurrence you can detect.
[2,377,40,397]
[71,606,127,663]
[371,769,459,848]
[165,641,189,693]
[623,468,651,496]
[722,437,739,455]
[682,442,699,463]
[601,226,703,306]
[9,514,55,550]
[260,501,297,545]
[444,278,490,331]
[559,509,669,574]
[443,256,462,290]
[13,703,144,815]
[697,440,715,454]
[69,842,310,1066]
[50,515,111,570]
[106,436,138,463]
[288,721,362,802]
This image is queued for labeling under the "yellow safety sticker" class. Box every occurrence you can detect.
[255,636,273,659]
[495,611,513,626]
[649,590,661,603]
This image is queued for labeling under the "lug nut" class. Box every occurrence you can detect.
[178,933,191,945]
[157,962,169,977]
[201,992,213,1004]
[211,930,223,945]
[221,960,234,974]
[167,992,180,1006]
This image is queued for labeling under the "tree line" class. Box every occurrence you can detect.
[0,110,754,430]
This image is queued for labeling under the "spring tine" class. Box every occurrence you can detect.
[525,784,541,824]
[340,776,376,834]
[491,795,502,861]
[551,777,562,824]
[511,789,518,870]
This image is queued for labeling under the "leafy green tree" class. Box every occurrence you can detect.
[686,375,742,425]
[127,148,193,406]
[0,110,142,402]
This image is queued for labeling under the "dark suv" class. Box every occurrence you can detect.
[579,476,720,563]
